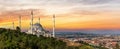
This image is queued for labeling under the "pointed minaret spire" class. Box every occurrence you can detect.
[11,16,14,29]
[38,17,40,24]
[52,14,55,37]
[31,10,34,34]
[12,22,14,29]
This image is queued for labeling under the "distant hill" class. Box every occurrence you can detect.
[78,30,120,35]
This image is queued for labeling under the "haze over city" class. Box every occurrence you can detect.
[0,0,120,33]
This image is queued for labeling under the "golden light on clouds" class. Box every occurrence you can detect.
[0,9,120,31]
[0,0,120,32]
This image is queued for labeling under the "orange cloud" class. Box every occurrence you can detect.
[0,9,120,31]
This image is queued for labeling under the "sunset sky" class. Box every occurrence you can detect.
[0,0,120,32]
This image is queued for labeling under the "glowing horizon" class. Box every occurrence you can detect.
[0,0,120,32]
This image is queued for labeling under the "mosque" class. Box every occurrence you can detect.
[26,22,52,37]
[26,11,54,37]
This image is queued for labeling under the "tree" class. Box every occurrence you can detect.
[16,26,21,32]
[0,28,96,49]
[115,43,120,49]
[79,45,94,49]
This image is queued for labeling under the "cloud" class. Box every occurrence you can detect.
[0,9,46,22]
[0,0,119,6]
[79,0,113,5]
[0,0,120,15]
[0,0,120,14]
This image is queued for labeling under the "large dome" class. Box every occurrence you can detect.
[33,23,44,31]
[27,22,52,37]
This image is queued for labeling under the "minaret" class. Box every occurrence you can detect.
[11,16,14,29]
[31,11,33,34]
[12,22,14,29]
[53,14,55,37]
[19,16,21,29]
[38,17,40,24]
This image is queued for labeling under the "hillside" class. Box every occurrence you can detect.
[0,28,67,49]
[0,27,97,49]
